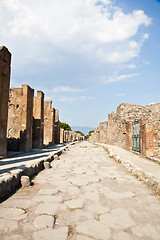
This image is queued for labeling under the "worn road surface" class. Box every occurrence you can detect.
[0,142,160,240]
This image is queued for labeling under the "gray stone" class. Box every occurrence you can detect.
[33,215,55,229]
[76,235,93,240]
[36,203,61,215]
[0,219,19,233]
[21,176,31,187]
[37,188,58,195]
[33,195,62,203]
[33,227,68,240]
[54,154,60,160]
[0,207,26,220]
[76,219,111,240]
[65,198,85,209]
[43,161,51,169]
[131,224,160,239]
[100,208,135,229]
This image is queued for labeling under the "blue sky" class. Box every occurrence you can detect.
[0,0,160,128]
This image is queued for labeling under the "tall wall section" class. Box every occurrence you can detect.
[0,46,11,157]
[54,109,60,144]
[44,100,55,145]
[7,85,34,152]
[32,91,44,148]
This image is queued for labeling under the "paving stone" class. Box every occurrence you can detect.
[100,208,135,229]
[33,195,62,203]
[69,178,89,186]
[36,203,61,215]
[0,219,19,233]
[3,234,27,240]
[85,201,109,215]
[33,226,68,240]
[112,231,139,240]
[76,235,93,240]
[65,198,85,209]
[66,186,81,194]
[2,199,34,209]
[76,219,111,240]
[33,215,55,229]
[0,207,26,220]
[131,224,160,239]
[37,188,58,195]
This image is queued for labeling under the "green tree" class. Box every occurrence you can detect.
[59,121,72,131]
[85,130,94,140]
[75,130,85,136]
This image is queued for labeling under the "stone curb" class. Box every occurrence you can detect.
[96,143,160,197]
[0,146,67,202]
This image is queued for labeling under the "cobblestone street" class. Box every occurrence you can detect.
[0,142,160,240]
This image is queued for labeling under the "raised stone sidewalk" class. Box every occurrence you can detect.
[0,144,68,201]
[97,143,160,196]
[0,142,160,239]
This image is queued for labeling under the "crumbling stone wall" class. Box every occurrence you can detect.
[0,46,11,157]
[7,85,34,152]
[44,100,55,145]
[32,91,44,148]
[60,128,64,143]
[94,103,160,158]
[99,122,108,143]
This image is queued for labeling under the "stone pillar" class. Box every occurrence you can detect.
[7,85,34,152]
[0,46,11,157]
[32,91,44,148]
[60,128,64,143]
[54,109,60,144]
[43,100,55,145]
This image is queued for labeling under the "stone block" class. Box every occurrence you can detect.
[20,175,31,187]
[43,161,51,169]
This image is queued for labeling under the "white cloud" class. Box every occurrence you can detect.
[0,0,151,67]
[143,60,150,65]
[103,73,139,83]
[52,86,85,93]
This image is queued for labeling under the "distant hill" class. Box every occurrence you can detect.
[71,126,94,136]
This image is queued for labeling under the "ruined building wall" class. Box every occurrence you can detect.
[43,100,55,145]
[60,128,64,144]
[99,122,108,143]
[54,109,60,144]
[7,85,34,152]
[95,103,160,158]
[0,46,11,157]
[32,91,44,148]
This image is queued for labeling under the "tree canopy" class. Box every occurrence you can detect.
[59,121,72,131]
[75,130,85,136]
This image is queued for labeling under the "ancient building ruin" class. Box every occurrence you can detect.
[7,85,34,152]
[43,100,55,145]
[32,91,44,148]
[54,109,60,144]
[60,128,64,144]
[93,103,160,159]
[0,46,11,157]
